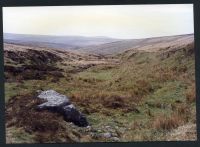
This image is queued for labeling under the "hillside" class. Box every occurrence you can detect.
[4,33,120,50]
[78,34,194,55]
[4,34,196,143]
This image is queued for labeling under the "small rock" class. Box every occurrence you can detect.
[97,130,102,133]
[86,126,91,129]
[111,132,118,137]
[90,133,101,139]
[109,129,116,133]
[105,126,111,129]
[102,132,112,138]
[117,127,126,134]
[111,137,120,142]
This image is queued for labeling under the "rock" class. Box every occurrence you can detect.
[111,137,120,142]
[111,132,118,137]
[108,129,116,133]
[62,104,88,127]
[102,132,112,138]
[37,90,70,110]
[117,127,126,134]
[37,90,89,127]
[90,133,101,139]
[115,126,119,129]
[97,130,102,133]
[105,126,111,129]
[86,126,92,132]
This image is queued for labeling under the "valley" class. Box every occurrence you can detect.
[4,34,196,143]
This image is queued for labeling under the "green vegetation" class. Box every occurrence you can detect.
[5,42,196,143]
[6,127,35,143]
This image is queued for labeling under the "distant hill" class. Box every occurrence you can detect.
[4,33,194,56]
[78,34,194,55]
[3,33,120,50]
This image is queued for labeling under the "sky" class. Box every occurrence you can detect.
[3,4,194,39]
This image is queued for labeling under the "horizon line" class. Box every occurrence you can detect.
[3,32,194,40]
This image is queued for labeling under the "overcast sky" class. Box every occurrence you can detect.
[3,4,194,39]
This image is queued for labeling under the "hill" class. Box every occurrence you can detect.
[78,34,194,55]
[4,34,196,143]
[4,33,120,50]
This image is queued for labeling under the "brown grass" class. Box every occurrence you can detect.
[186,83,196,103]
[132,79,153,96]
[71,93,138,114]
[152,113,185,131]
[153,67,177,82]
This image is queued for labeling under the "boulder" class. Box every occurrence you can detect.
[37,90,89,127]
[37,90,70,110]
[62,104,88,127]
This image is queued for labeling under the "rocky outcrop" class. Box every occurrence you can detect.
[37,90,89,127]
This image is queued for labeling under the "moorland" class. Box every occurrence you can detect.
[4,33,196,143]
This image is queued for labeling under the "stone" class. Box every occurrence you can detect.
[86,126,92,132]
[37,90,70,110]
[62,104,88,127]
[102,132,112,138]
[105,126,111,129]
[97,130,102,133]
[111,132,118,137]
[37,90,89,127]
[111,137,120,142]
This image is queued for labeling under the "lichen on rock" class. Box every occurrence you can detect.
[37,90,89,127]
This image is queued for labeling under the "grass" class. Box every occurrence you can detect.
[145,81,186,105]
[6,127,35,144]
[4,43,196,142]
[152,113,185,131]
[5,83,19,103]
[185,83,196,103]
[77,69,114,81]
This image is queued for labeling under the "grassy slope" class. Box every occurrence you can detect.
[5,42,196,142]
